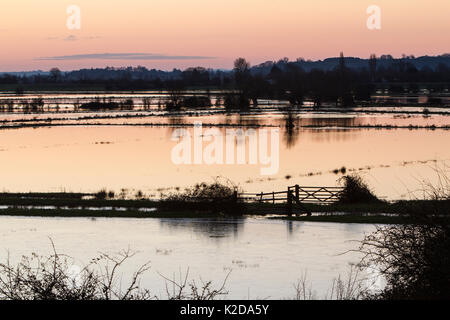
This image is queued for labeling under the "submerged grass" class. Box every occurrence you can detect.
[1,199,448,223]
[273,215,413,225]
[0,208,226,219]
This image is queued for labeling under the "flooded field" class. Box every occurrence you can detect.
[0,104,448,200]
[0,216,378,299]
[0,93,447,299]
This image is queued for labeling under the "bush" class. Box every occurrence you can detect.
[162,179,244,215]
[223,93,250,110]
[80,101,120,111]
[181,96,211,109]
[168,182,235,201]
[95,189,107,200]
[338,175,381,204]
[359,215,450,300]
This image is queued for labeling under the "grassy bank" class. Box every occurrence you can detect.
[0,191,449,223]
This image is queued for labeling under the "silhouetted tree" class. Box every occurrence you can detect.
[50,68,62,82]
[369,54,377,82]
[232,58,251,109]
[338,52,355,107]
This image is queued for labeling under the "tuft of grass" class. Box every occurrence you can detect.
[135,190,144,200]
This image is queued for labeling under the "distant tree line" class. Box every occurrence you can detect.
[1,54,449,109]
[226,53,450,109]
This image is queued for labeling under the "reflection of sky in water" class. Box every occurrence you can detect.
[0,216,378,299]
[1,109,449,127]
[0,116,448,200]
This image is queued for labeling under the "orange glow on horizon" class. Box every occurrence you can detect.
[0,0,449,71]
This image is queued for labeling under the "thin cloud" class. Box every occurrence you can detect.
[36,53,216,61]
[84,36,102,40]
[46,35,102,41]
[64,35,78,41]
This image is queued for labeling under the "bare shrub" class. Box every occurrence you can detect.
[292,271,316,300]
[0,242,152,300]
[161,178,244,215]
[338,174,381,204]
[358,216,450,300]
[158,268,230,300]
[292,266,369,300]
[416,164,450,201]
[0,242,233,301]
[164,177,239,202]
[95,189,107,200]
[325,266,368,300]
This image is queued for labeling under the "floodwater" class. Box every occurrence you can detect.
[0,93,447,299]
[0,111,448,200]
[0,216,379,299]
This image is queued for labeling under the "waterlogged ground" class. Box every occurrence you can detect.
[0,216,380,299]
[0,92,449,199]
[0,116,448,200]
[0,93,446,299]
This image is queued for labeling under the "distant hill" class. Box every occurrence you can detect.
[1,54,449,80]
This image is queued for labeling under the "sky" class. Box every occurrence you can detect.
[0,0,449,71]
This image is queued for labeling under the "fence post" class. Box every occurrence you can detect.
[287,188,293,216]
[233,190,238,203]
[272,192,275,204]
[295,185,299,202]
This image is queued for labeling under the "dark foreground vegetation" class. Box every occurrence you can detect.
[0,214,448,300]
[0,244,229,300]
[359,214,450,300]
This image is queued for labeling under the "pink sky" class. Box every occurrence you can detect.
[0,0,449,71]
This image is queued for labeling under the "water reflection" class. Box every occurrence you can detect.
[283,111,300,149]
[0,216,376,299]
[164,113,364,151]
[159,218,245,239]
[167,115,187,127]
[0,116,448,200]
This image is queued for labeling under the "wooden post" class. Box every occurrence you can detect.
[233,190,238,203]
[272,192,275,204]
[295,185,300,203]
[287,188,293,216]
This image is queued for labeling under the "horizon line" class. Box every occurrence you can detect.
[3,52,450,73]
